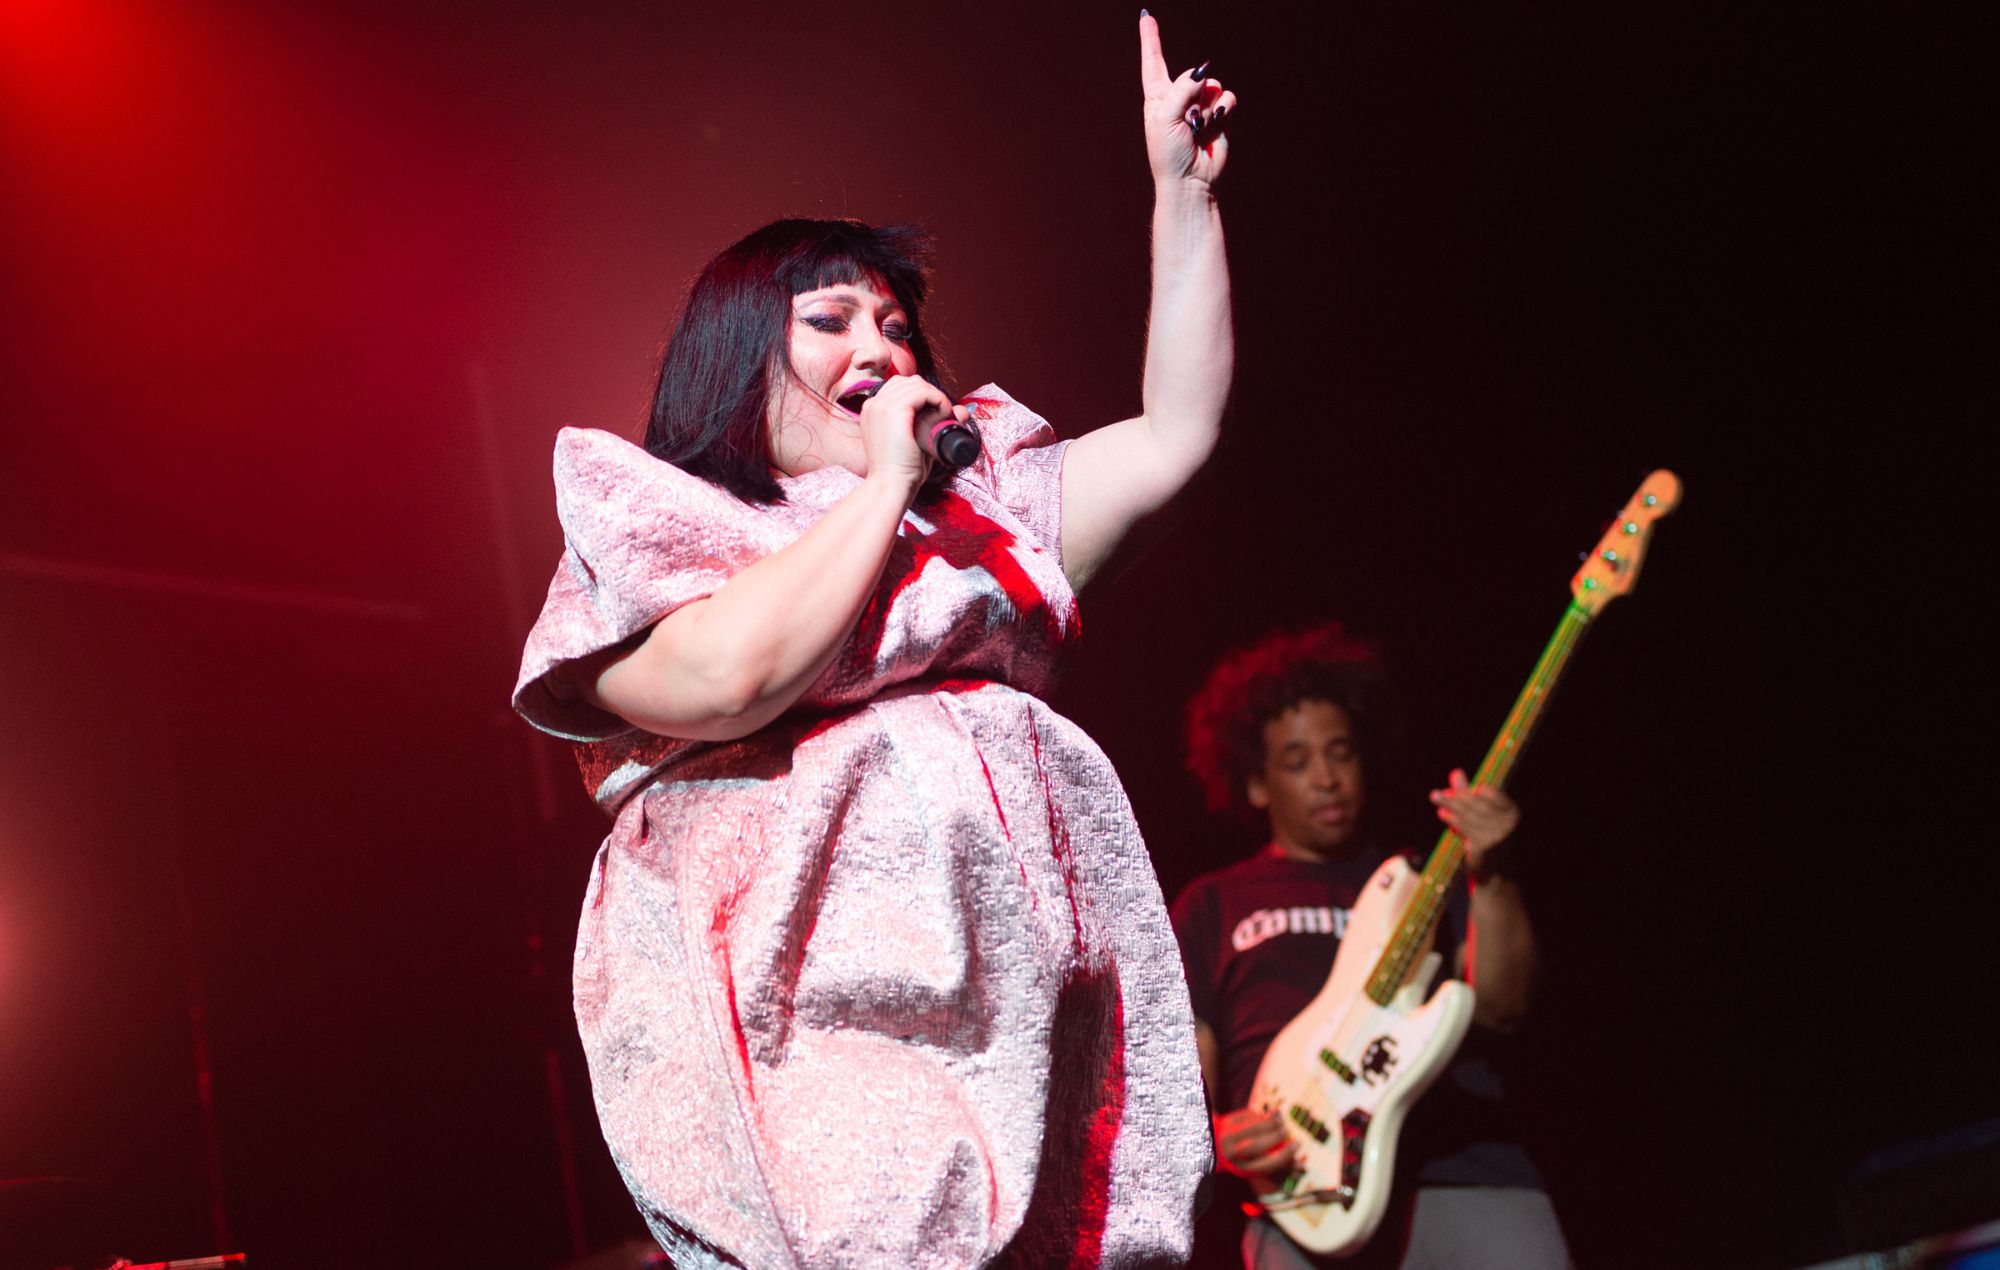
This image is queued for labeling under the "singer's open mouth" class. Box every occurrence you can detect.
[835,380,882,415]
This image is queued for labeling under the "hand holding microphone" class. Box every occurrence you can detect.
[917,403,982,468]
[851,377,982,492]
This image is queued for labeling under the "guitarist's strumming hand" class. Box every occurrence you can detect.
[1428,768,1520,877]
[1213,1105,1299,1188]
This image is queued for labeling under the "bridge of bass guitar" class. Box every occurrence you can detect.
[1264,1105,1372,1210]
[1251,980,1475,1254]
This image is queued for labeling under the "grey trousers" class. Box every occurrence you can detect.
[1242,1187,1573,1270]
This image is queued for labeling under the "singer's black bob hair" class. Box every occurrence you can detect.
[643,218,949,504]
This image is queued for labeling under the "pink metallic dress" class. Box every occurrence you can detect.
[513,388,1209,1268]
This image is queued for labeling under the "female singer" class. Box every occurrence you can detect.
[513,15,1235,1266]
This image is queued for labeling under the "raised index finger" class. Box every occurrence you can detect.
[1138,11,1171,93]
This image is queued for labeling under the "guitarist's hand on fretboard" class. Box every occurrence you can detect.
[1428,768,1521,876]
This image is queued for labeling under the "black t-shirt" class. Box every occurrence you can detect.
[1170,846,1542,1188]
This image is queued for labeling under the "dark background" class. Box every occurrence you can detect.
[1,3,1988,1267]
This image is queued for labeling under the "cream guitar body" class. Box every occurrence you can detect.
[1244,469,1681,1258]
[1249,853,1475,1256]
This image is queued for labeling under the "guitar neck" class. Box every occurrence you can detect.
[1363,601,1594,1005]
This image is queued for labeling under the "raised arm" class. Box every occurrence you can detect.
[1059,12,1237,589]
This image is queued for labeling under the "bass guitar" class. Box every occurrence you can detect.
[1248,469,1681,1256]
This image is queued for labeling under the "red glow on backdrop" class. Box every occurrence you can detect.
[0,1,278,290]
[0,0,514,612]
[0,0,174,112]
[0,0,497,416]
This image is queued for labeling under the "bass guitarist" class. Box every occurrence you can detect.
[1169,623,1571,1268]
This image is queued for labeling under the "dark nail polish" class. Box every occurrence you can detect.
[1140,8,1150,17]
[1211,104,1228,125]
[1191,60,1211,81]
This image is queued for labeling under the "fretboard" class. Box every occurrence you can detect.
[1363,601,1593,1005]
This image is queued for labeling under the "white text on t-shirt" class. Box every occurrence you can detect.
[1230,905,1351,952]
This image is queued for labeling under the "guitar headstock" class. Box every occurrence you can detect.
[1572,469,1681,616]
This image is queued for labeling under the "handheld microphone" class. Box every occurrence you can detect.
[846,382,983,469]
[921,412,982,469]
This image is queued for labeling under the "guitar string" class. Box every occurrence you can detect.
[1365,603,1592,1003]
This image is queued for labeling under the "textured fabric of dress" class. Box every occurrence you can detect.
[513,387,1210,1269]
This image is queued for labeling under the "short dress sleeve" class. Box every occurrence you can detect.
[511,427,790,741]
[952,385,1070,568]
